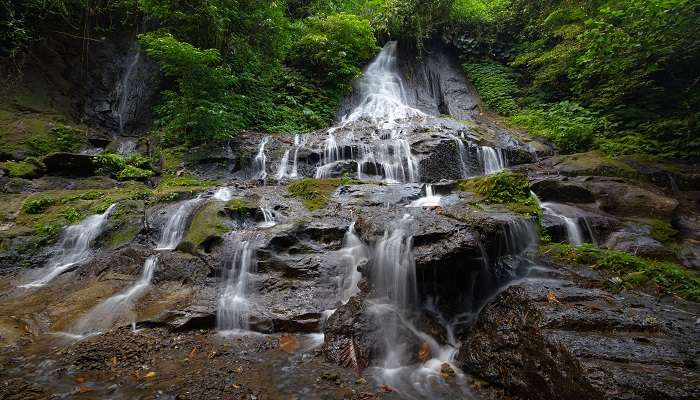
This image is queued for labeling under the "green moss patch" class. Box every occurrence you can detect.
[184,201,229,246]
[100,200,144,249]
[287,178,355,211]
[543,243,700,301]
[457,171,539,216]
[553,151,637,178]
[0,160,42,178]
[154,175,216,203]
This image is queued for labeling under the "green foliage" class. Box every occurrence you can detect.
[0,160,40,178]
[94,152,155,180]
[22,125,85,156]
[463,62,518,116]
[22,197,54,214]
[139,32,241,145]
[61,207,83,223]
[290,13,379,90]
[544,243,700,301]
[116,165,155,181]
[509,101,607,153]
[457,171,539,216]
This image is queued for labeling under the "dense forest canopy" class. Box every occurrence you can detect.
[2,0,698,160]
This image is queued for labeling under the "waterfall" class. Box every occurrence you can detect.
[156,198,200,250]
[372,214,417,310]
[541,202,594,245]
[20,204,116,288]
[314,42,421,183]
[213,187,233,202]
[340,41,423,127]
[72,256,158,335]
[337,222,369,303]
[275,149,291,181]
[477,146,506,175]
[253,136,269,179]
[290,134,305,179]
[117,139,137,155]
[259,207,276,228]
[450,135,469,178]
[218,238,256,332]
[116,48,141,135]
[406,184,443,207]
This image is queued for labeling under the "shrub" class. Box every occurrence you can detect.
[22,197,54,214]
[116,165,155,181]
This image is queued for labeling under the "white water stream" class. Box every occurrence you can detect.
[72,255,158,335]
[20,204,116,288]
[218,238,257,332]
[156,198,201,250]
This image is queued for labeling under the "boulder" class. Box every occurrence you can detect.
[531,178,595,204]
[42,152,96,177]
[605,231,676,260]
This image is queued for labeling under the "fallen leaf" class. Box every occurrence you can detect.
[231,383,241,389]
[279,335,299,353]
[144,371,157,379]
[546,291,560,303]
[187,347,198,360]
[77,386,93,393]
[111,356,118,365]
[380,384,394,393]
[418,342,431,363]
[74,377,86,384]
[440,363,456,379]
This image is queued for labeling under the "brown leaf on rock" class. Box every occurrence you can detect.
[418,342,431,363]
[279,335,300,353]
[546,291,561,303]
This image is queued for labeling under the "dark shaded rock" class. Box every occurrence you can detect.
[605,231,676,260]
[42,152,96,177]
[459,286,602,400]
[531,178,595,203]
[584,179,679,221]
[86,129,113,147]
[459,268,700,400]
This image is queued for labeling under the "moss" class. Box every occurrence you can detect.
[154,175,215,203]
[185,201,229,245]
[160,146,187,173]
[0,160,41,178]
[555,151,637,178]
[101,200,143,249]
[287,178,355,211]
[457,171,539,216]
[543,243,700,301]
[12,184,150,239]
[642,218,678,243]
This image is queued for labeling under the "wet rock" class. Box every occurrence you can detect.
[459,268,700,400]
[584,178,678,220]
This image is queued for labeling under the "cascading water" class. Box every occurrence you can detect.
[116,47,141,135]
[541,202,594,245]
[72,256,158,335]
[290,134,306,179]
[450,134,469,178]
[253,136,269,179]
[275,150,291,181]
[406,184,442,208]
[314,42,421,183]
[368,215,473,399]
[477,146,506,175]
[218,238,256,332]
[156,198,200,250]
[117,139,137,155]
[213,187,233,202]
[20,204,116,288]
[259,207,276,228]
[337,222,369,304]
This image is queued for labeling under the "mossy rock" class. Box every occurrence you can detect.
[457,171,539,217]
[100,200,144,249]
[0,160,43,178]
[553,151,637,178]
[224,196,258,220]
[184,201,230,246]
[287,178,356,211]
